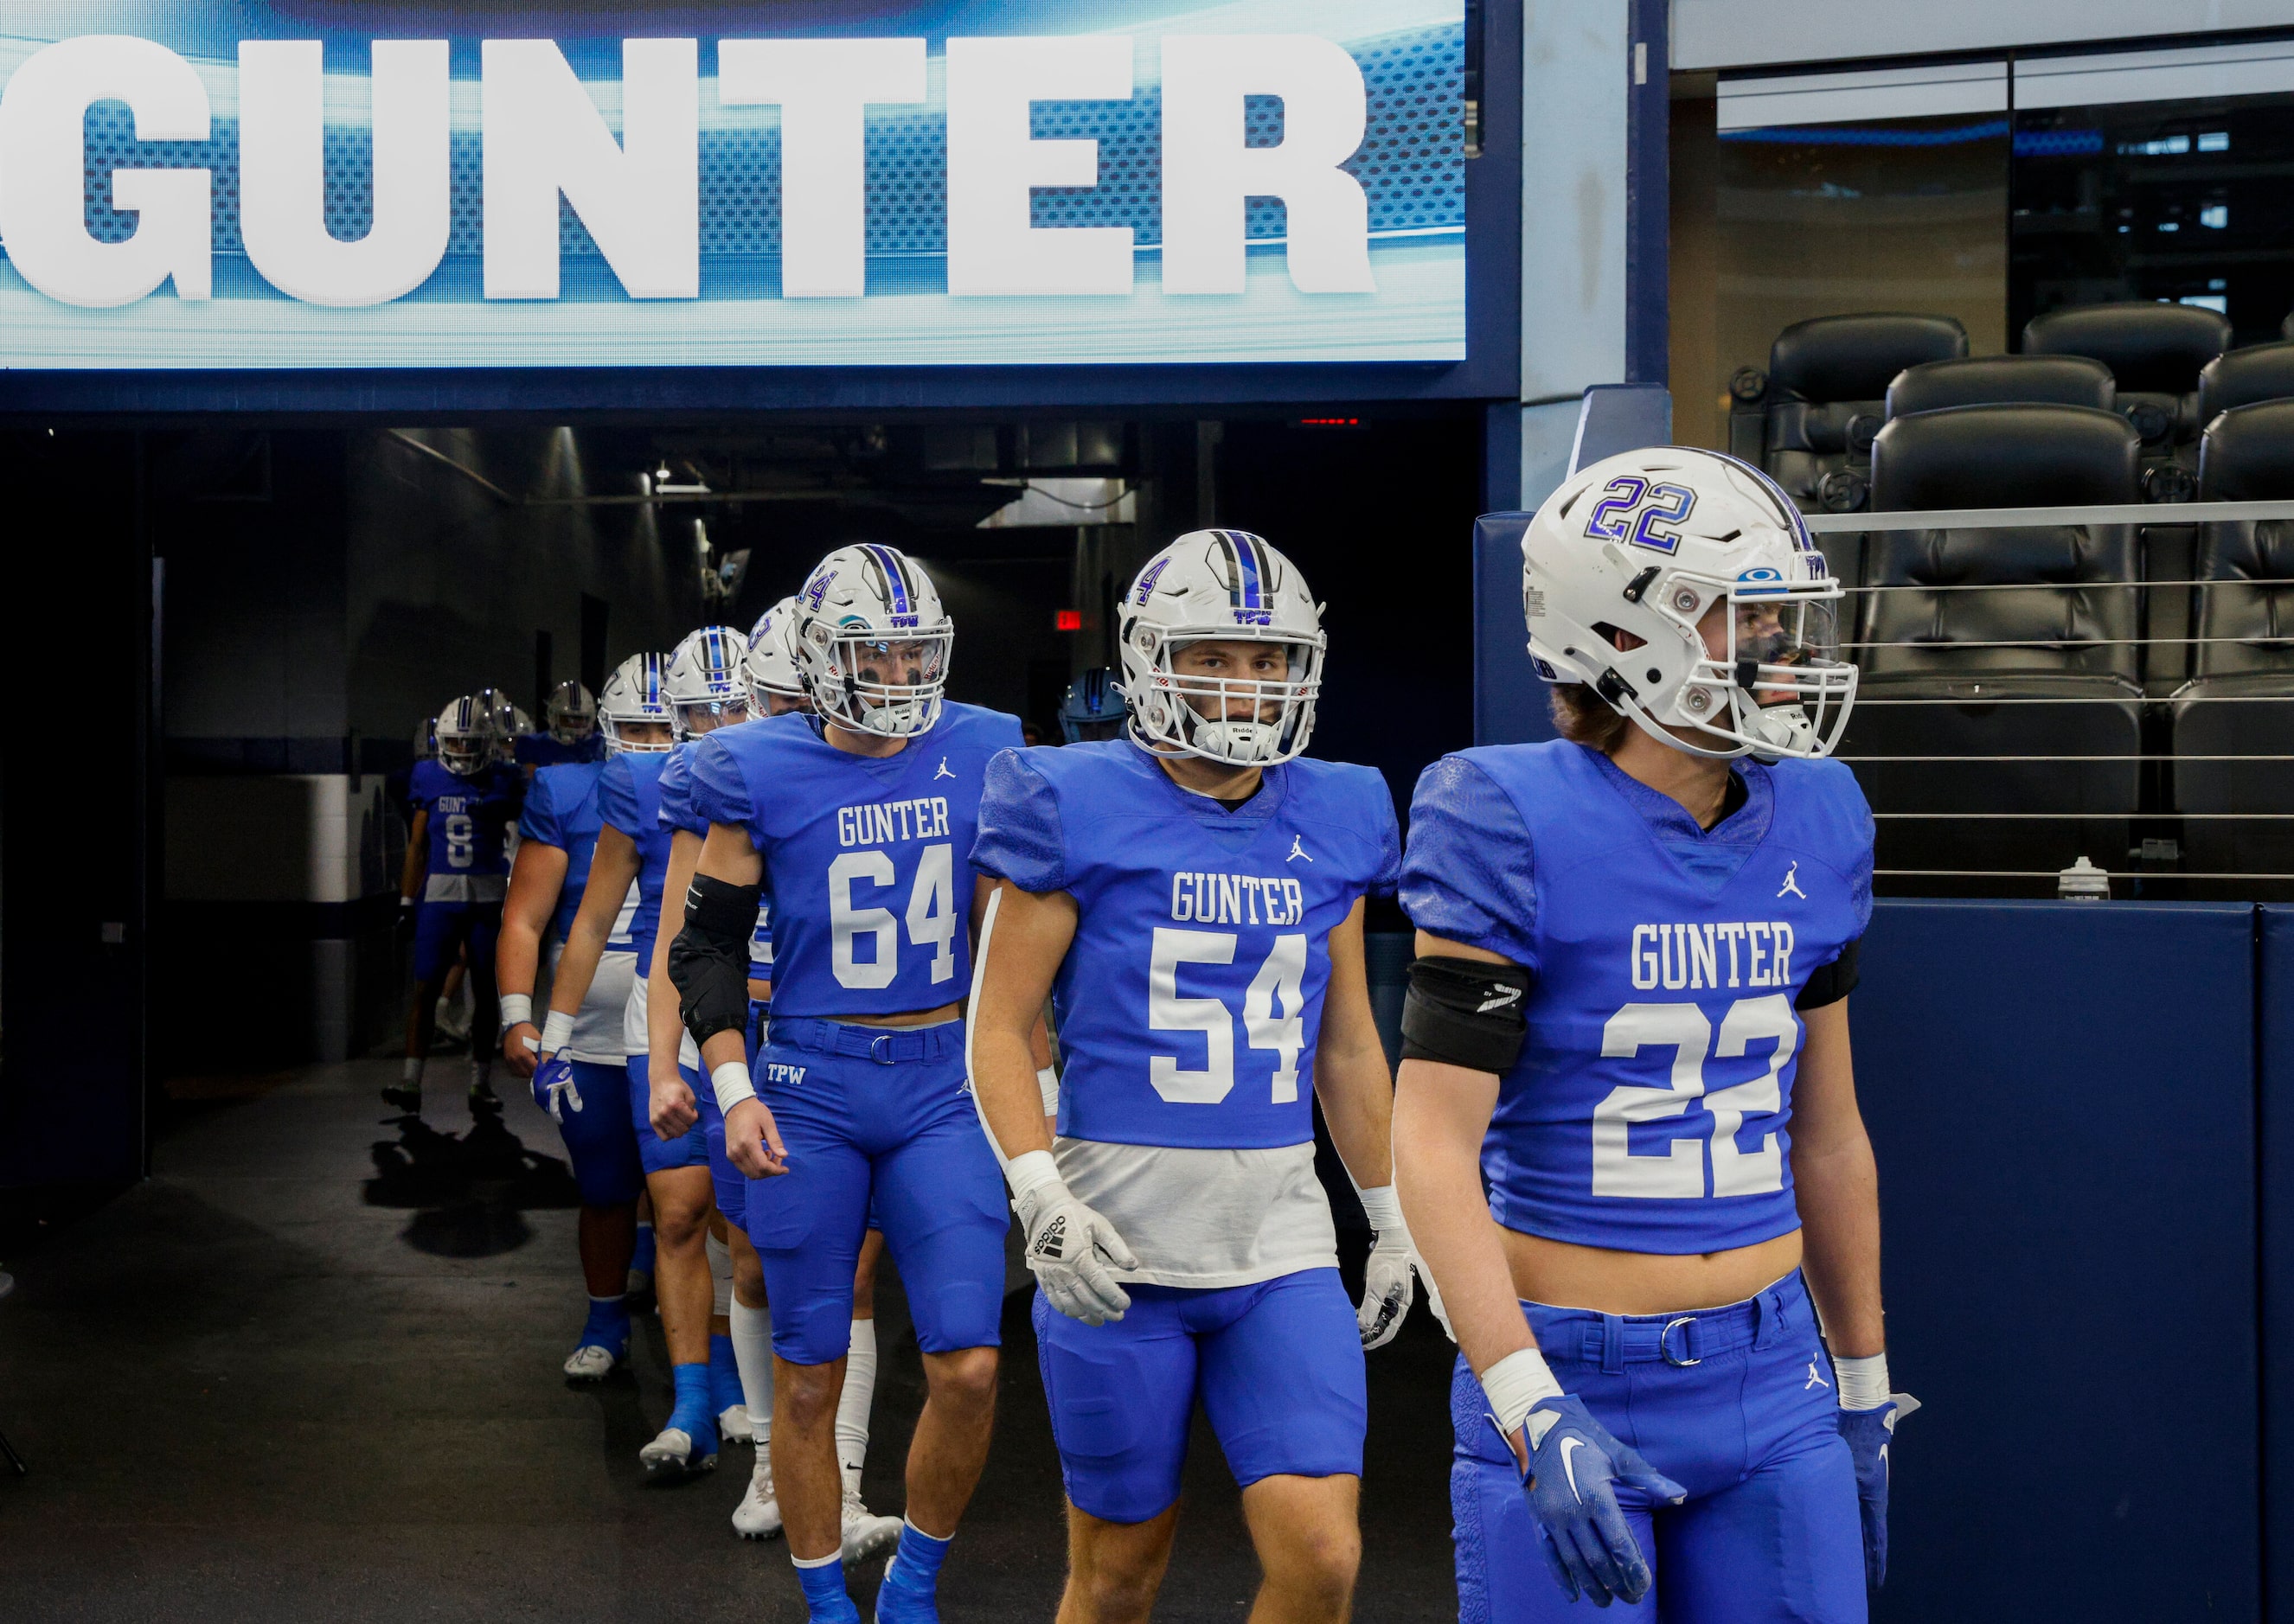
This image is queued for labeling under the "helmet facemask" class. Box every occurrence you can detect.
[807,623,951,738]
[545,682,596,745]
[598,655,676,754]
[1125,627,1323,767]
[1562,566,1855,762]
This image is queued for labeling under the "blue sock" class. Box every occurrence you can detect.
[793,1553,860,1624]
[667,1361,716,1451]
[631,1223,657,1278]
[875,1521,951,1620]
[578,1295,630,1353]
[709,1331,743,1416]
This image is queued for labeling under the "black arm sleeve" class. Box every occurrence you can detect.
[1400,956,1535,1074]
[666,874,761,1049]
[1794,936,1861,1010]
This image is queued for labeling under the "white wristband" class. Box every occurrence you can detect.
[497,994,533,1029]
[1480,1347,1566,1441]
[540,1009,575,1056]
[1036,1066,1060,1116]
[1832,1352,1891,1410]
[1356,1183,1406,1240]
[711,1060,756,1113]
[1005,1148,1065,1208]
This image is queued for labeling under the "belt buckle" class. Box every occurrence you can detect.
[1659,1315,1701,1368]
[868,1031,896,1065]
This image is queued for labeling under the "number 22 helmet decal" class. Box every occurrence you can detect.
[1522,447,1857,760]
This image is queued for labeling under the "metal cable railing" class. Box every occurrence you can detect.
[1784,501,2294,898]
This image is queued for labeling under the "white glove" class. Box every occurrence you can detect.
[1355,1185,1418,1349]
[1008,1150,1140,1327]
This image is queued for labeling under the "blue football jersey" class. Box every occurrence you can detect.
[518,761,635,949]
[596,750,676,968]
[1400,740,1874,1255]
[657,742,708,837]
[516,732,606,769]
[659,735,775,979]
[972,740,1400,1152]
[689,703,1025,1018]
[408,758,521,879]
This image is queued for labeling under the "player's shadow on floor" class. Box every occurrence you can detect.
[363,1106,581,1258]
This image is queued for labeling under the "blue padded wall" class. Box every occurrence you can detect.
[2264,906,2294,1624]
[1858,899,2259,1624]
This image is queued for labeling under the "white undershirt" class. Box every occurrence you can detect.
[1052,1138,1337,1289]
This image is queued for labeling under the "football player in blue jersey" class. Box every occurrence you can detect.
[539,651,730,1482]
[1056,666,1126,744]
[650,602,906,1551]
[965,531,1422,1624]
[388,696,522,1115]
[497,666,651,1383]
[1392,449,1909,1622]
[642,630,768,1467]
[670,544,1031,1624]
[516,679,606,773]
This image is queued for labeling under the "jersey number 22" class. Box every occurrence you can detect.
[1593,994,1797,1198]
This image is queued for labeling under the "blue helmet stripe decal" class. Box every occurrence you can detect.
[1216,529,1266,609]
[863,545,912,616]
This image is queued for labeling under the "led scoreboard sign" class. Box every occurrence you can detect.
[0,2,1464,369]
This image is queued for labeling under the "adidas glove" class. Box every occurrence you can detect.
[1354,1185,1418,1350]
[1006,1150,1140,1327]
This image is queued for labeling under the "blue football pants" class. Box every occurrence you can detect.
[740,1026,1006,1365]
[1451,1270,1865,1624]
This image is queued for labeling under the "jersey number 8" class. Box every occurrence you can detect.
[828,844,958,990]
[444,812,475,869]
[1593,994,1797,1199]
[1148,927,1309,1105]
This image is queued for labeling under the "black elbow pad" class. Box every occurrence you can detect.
[1400,956,1533,1075]
[667,875,761,1049]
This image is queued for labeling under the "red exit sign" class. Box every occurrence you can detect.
[1054,609,1084,631]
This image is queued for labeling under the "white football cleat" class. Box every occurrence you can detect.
[840,1487,902,1567]
[733,1455,782,1539]
[719,1403,754,1446]
[639,1425,717,1481]
[562,1343,620,1383]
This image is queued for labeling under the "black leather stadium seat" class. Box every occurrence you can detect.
[2025,301,2230,479]
[2173,400,2294,891]
[1729,313,1967,516]
[2198,341,2294,426]
[1885,355,2113,419]
[1844,405,2144,892]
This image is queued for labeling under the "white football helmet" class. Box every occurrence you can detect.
[744,597,809,712]
[433,695,497,777]
[1118,529,1324,767]
[794,545,953,738]
[1523,447,1856,760]
[598,653,675,753]
[545,680,597,745]
[664,625,750,739]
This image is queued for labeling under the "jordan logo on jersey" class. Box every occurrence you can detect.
[1286,836,1313,863]
[935,758,956,780]
[1778,861,1807,900]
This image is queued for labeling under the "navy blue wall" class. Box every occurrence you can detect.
[2265,905,2294,1624]
[1860,900,2260,1623]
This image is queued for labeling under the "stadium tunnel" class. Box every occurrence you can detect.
[0,406,1489,1139]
